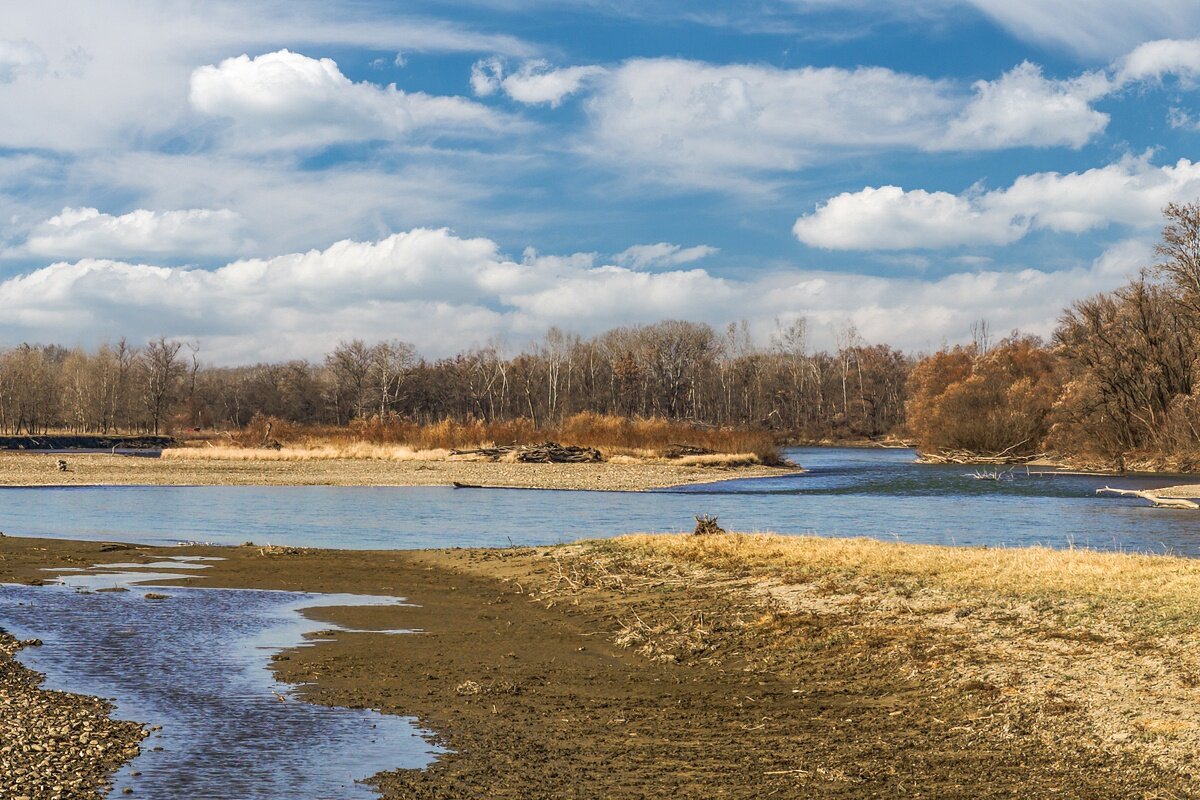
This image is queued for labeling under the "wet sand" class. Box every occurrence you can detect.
[0,452,795,491]
[3,534,1198,798]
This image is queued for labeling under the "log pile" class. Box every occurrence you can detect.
[664,444,716,459]
[450,442,603,463]
[919,440,1044,465]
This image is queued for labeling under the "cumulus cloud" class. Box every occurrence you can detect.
[22,207,247,260]
[1116,38,1200,84]
[794,156,1200,250]
[793,186,1027,250]
[471,58,608,106]
[613,242,718,269]
[938,62,1110,150]
[0,39,47,83]
[0,227,1144,363]
[586,59,953,188]
[583,58,1113,189]
[0,2,536,152]
[191,50,507,149]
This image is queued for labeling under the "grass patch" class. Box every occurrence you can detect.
[610,532,1200,628]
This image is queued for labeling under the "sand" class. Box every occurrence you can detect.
[0,451,797,491]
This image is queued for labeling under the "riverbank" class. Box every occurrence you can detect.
[4,534,1200,797]
[0,628,146,799]
[0,451,796,491]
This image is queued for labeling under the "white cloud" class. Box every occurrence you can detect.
[23,207,246,260]
[191,50,506,149]
[794,156,1200,250]
[583,58,1112,190]
[471,58,607,106]
[962,0,1200,59]
[586,59,954,188]
[793,186,1027,250]
[0,1,535,152]
[1117,38,1200,84]
[0,39,47,83]
[938,62,1110,150]
[613,242,718,269]
[0,227,1143,362]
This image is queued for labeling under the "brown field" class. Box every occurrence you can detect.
[4,532,1200,797]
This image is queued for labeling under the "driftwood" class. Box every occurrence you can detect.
[1096,486,1199,510]
[920,440,1043,465]
[966,468,1014,481]
[449,442,602,464]
[693,514,725,535]
[664,444,716,459]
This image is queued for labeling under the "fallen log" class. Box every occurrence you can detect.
[1096,486,1199,510]
[449,442,602,464]
[664,444,716,459]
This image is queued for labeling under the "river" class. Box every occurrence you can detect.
[0,447,1197,554]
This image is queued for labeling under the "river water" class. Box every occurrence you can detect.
[2,561,437,799]
[1,447,1198,554]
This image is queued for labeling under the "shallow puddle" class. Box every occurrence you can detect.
[1,560,438,799]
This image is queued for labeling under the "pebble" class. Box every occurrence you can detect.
[0,630,147,799]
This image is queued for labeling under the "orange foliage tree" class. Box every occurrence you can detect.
[905,335,1062,456]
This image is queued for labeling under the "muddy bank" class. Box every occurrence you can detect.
[0,451,795,491]
[2,535,1198,798]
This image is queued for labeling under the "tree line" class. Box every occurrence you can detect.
[7,201,1199,467]
[0,319,911,441]
[907,202,1200,468]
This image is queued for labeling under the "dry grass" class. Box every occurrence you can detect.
[613,532,1200,626]
[163,444,452,462]
[550,533,1200,781]
[213,412,783,462]
[673,452,761,468]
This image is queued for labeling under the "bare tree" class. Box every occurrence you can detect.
[140,337,185,435]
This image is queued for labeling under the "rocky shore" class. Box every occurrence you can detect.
[0,630,146,799]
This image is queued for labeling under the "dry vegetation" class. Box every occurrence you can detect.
[905,203,1200,469]
[531,532,1200,785]
[172,412,786,465]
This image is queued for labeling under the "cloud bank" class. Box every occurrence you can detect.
[0,227,1145,363]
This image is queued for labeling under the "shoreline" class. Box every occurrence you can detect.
[4,534,1200,797]
[0,627,146,799]
[0,451,799,492]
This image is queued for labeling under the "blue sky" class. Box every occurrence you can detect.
[2,0,1200,362]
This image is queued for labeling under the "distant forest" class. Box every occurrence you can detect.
[0,320,910,443]
[3,203,1199,467]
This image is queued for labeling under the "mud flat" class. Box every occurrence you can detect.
[5,534,1200,798]
[0,451,795,491]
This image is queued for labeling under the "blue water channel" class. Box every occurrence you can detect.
[2,561,437,799]
[1,447,1198,554]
